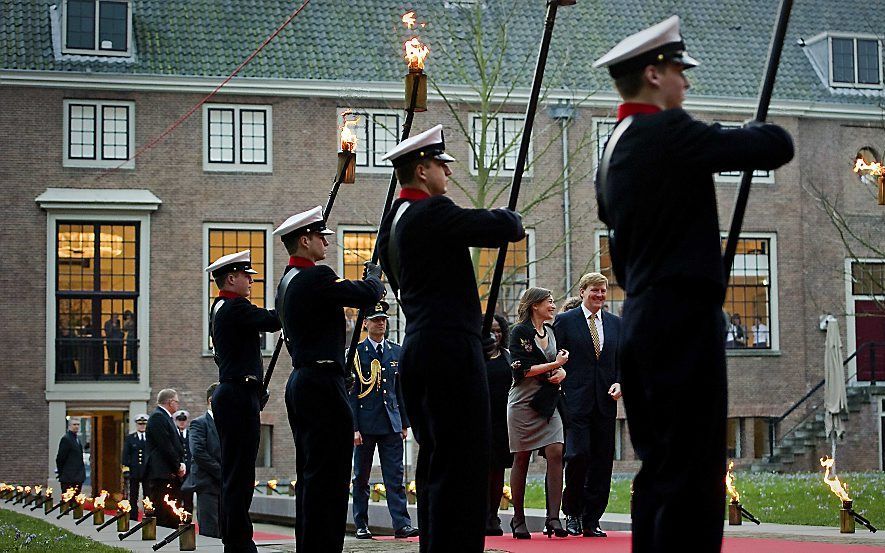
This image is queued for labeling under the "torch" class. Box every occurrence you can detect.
[20,486,33,505]
[821,457,878,533]
[46,487,75,515]
[342,10,431,374]
[27,486,42,508]
[0,483,9,500]
[725,462,760,525]
[480,0,576,337]
[76,490,109,525]
[500,484,511,510]
[59,493,86,519]
[12,485,24,504]
[32,486,52,511]
[722,0,794,282]
[151,495,195,551]
[853,157,885,206]
[266,479,284,495]
[119,497,156,541]
[407,480,417,505]
[97,500,131,532]
[261,111,359,395]
[370,483,386,502]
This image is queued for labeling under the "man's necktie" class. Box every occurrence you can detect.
[589,312,601,360]
[376,344,383,357]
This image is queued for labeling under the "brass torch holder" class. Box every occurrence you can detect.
[337,151,356,184]
[404,70,427,112]
[117,514,130,532]
[151,522,195,551]
[118,514,155,540]
[23,492,34,506]
[97,511,125,532]
[93,508,105,525]
[288,482,296,496]
[75,508,97,525]
[841,500,855,533]
[43,497,54,514]
[728,500,742,525]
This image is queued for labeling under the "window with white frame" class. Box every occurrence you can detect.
[62,0,132,56]
[337,109,400,173]
[475,233,534,321]
[715,122,774,183]
[203,104,273,172]
[830,35,882,87]
[721,234,778,350]
[63,99,134,169]
[470,113,531,175]
[593,117,618,170]
[595,231,626,317]
[203,224,274,353]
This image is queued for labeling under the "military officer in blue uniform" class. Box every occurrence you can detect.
[121,413,149,520]
[349,301,418,540]
[274,206,385,553]
[206,249,281,553]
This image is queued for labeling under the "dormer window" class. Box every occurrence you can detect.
[62,0,132,56]
[829,35,881,88]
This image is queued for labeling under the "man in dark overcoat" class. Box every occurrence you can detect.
[56,418,86,495]
[186,383,222,538]
[553,272,621,538]
[274,206,385,552]
[144,388,186,529]
[593,15,794,552]
[377,125,524,552]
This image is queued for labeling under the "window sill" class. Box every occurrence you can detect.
[726,349,781,357]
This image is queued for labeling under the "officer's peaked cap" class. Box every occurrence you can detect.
[593,15,699,79]
[205,249,259,279]
[382,124,456,168]
[274,205,334,240]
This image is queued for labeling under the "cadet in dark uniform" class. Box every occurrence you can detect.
[377,125,524,552]
[593,16,794,553]
[121,413,149,520]
[349,301,418,540]
[273,206,385,553]
[205,249,281,553]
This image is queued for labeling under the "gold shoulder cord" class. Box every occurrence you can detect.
[354,354,382,399]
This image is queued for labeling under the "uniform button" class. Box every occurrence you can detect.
[382,368,386,372]
[382,378,387,382]
[384,401,388,405]
[383,390,387,394]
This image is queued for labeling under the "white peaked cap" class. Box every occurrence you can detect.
[381,124,456,168]
[134,413,148,422]
[593,15,699,78]
[273,205,334,238]
[205,249,259,277]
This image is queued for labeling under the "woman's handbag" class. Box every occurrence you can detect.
[529,380,560,419]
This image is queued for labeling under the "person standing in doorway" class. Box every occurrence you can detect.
[121,413,149,520]
[56,418,86,495]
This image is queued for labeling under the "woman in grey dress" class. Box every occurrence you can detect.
[507,287,569,539]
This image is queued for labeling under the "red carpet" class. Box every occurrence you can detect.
[374,533,885,552]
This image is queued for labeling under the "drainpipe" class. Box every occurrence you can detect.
[548,99,575,293]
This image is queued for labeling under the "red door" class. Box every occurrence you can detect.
[854,300,885,381]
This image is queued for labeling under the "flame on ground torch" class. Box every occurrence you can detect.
[142,496,154,515]
[62,487,76,503]
[821,456,852,503]
[34,486,42,496]
[163,494,191,523]
[725,461,740,503]
[75,493,87,505]
[117,499,131,514]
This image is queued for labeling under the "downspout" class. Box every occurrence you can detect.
[549,100,575,293]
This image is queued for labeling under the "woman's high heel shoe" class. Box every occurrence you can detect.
[510,518,531,539]
[543,518,569,538]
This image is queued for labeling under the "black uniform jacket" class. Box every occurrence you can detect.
[553,307,621,419]
[378,193,524,337]
[144,406,186,481]
[56,430,86,483]
[121,432,147,480]
[186,413,221,494]
[597,108,794,297]
[210,294,281,381]
[279,262,384,371]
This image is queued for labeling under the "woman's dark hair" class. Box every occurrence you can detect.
[491,313,510,350]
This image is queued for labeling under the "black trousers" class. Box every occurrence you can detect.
[213,381,260,553]
[285,366,353,553]
[562,410,615,526]
[400,331,490,553]
[621,282,727,553]
[127,477,148,520]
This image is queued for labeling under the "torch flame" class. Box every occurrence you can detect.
[117,499,131,513]
[339,111,360,152]
[267,479,278,490]
[402,11,417,29]
[821,456,852,502]
[142,497,154,513]
[854,157,885,177]
[93,490,109,510]
[404,37,430,71]
[725,461,740,503]
[24,486,31,494]
[163,494,191,523]
[62,488,76,502]
[45,487,53,497]
[16,486,23,493]
[34,486,42,495]
[74,493,87,505]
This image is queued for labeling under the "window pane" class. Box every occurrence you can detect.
[721,237,771,349]
[66,0,96,49]
[372,114,399,167]
[501,117,523,171]
[596,235,625,316]
[852,261,885,296]
[98,1,127,51]
[208,109,235,163]
[857,39,881,85]
[69,104,96,160]
[240,110,267,164]
[595,119,617,168]
[476,238,530,321]
[58,223,95,291]
[472,115,499,171]
[340,231,404,343]
[832,38,855,83]
[98,224,137,292]
[101,105,129,160]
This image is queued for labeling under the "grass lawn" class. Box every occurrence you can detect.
[521,472,885,527]
[0,508,129,552]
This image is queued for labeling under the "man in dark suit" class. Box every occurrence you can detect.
[593,16,794,552]
[553,272,621,538]
[56,418,86,495]
[274,206,385,552]
[206,249,281,553]
[349,301,418,540]
[121,413,149,520]
[186,383,222,538]
[377,125,524,552]
[144,388,186,528]
[174,409,193,512]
